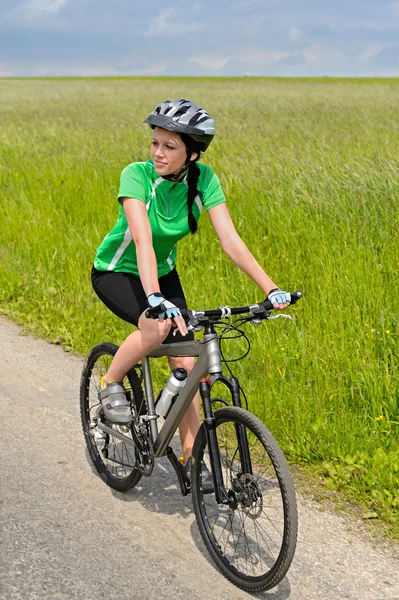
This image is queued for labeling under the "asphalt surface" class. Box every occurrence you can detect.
[0,316,398,600]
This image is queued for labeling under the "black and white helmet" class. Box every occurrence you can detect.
[144,99,215,151]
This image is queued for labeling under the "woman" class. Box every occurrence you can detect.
[91,98,290,468]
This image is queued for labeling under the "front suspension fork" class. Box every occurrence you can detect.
[199,377,253,505]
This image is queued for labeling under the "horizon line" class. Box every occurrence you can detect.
[2,75,399,83]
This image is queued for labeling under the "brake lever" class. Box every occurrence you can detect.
[268,314,293,320]
[248,304,270,325]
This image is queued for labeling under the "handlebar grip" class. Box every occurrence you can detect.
[263,290,302,311]
[290,290,302,304]
[145,304,164,319]
[146,306,191,321]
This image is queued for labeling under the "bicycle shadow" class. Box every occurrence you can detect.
[84,445,292,599]
[84,441,192,517]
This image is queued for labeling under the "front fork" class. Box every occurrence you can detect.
[199,375,253,505]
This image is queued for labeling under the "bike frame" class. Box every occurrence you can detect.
[145,331,239,456]
[97,329,252,504]
[147,330,252,503]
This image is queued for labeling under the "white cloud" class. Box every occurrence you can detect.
[229,0,263,10]
[0,63,15,77]
[189,53,229,71]
[146,7,204,36]
[0,58,168,77]
[3,0,68,29]
[238,50,290,65]
[289,27,306,41]
[9,0,67,20]
[270,51,291,62]
[357,43,392,62]
[302,50,320,65]
[28,62,122,77]
[134,62,168,76]
[238,50,268,65]
[391,1,399,17]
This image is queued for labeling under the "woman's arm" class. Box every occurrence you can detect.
[122,197,188,334]
[122,198,160,296]
[208,203,281,297]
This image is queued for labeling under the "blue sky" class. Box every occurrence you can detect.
[1,0,399,77]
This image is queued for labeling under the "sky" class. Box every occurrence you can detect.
[1,0,399,77]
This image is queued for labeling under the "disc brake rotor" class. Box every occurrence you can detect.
[233,473,263,519]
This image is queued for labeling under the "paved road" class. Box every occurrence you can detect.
[0,316,398,600]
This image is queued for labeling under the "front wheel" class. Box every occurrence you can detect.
[191,406,298,592]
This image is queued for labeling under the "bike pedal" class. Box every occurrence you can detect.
[92,429,107,440]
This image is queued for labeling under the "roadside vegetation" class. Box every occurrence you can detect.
[1,77,398,535]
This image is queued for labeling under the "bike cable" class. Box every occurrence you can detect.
[214,319,252,410]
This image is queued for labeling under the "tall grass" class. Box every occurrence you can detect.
[1,78,398,531]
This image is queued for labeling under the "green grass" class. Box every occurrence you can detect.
[1,78,398,534]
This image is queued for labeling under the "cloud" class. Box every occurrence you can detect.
[6,0,67,23]
[228,0,264,10]
[189,53,229,71]
[279,53,306,67]
[367,44,399,68]
[145,7,204,36]
[357,43,394,62]
[134,62,168,75]
[238,49,289,65]
[0,62,15,77]
[1,0,399,76]
[0,59,117,77]
[289,27,306,42]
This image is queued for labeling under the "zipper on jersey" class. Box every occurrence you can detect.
[168,183,177,216]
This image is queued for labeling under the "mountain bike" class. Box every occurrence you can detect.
[80,291,302,592]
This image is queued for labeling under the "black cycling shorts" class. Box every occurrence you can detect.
[91,266,194,344]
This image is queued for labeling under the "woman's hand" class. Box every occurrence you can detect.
[267,288,291,310]
[147,293,188,336]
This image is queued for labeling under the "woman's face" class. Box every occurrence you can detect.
[151,127,196,177]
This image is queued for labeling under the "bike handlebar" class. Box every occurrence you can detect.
[146,290,302,323]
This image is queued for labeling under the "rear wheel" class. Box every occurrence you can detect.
[191,406,297,592]
[80,342,145,492]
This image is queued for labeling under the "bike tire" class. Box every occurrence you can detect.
[80,342,144,492]
[191,406,297,592]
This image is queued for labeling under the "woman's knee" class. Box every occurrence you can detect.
[138,311,171,346]
[168,356,196,373]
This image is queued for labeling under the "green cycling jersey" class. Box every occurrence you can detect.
[94,159,226,277]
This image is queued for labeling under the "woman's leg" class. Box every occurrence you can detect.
[168,356,200,464]
[91,267,198,441]
[106,312,171,381]
[91,268,172,381]
[158,270,200,462]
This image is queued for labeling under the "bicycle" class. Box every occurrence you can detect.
[80,291,302,592]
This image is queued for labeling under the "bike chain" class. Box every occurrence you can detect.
[135,422,155,476]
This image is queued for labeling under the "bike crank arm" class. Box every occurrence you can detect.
[166,447,191,497]
[96,420,137,449]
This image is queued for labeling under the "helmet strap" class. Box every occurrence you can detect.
[162,153,192,182]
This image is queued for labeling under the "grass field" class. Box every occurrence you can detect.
[1,77,398,534]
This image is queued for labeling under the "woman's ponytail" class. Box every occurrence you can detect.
[180,133,203,235]
[186,160,201,234]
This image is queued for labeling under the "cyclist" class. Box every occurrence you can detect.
[91,98,290,467]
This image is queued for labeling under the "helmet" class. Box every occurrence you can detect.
[144,99,215,151]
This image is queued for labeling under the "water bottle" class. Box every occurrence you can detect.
[156,368,188,418]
